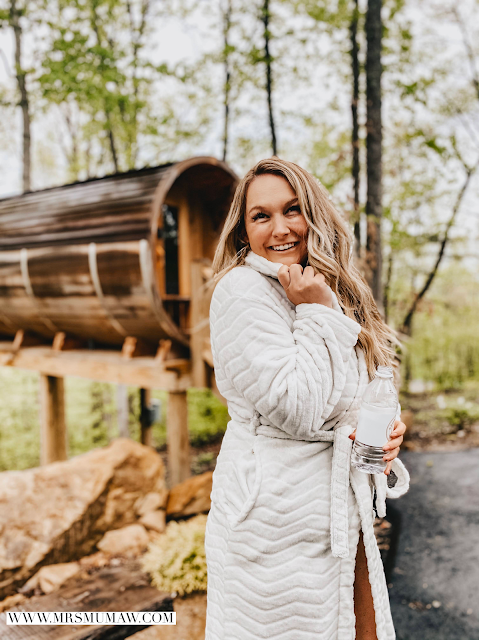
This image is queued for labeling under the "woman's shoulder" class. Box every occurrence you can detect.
[211,264,274,309]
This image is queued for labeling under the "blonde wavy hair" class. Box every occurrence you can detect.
[212,157,398,378]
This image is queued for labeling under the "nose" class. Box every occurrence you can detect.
[271,216,291,238]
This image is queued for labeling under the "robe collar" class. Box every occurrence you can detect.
[244,250,343,313]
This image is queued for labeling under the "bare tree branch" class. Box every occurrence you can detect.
[350,0,361,257]
[262,0,277,156]
[10,0,31,192]
[222,0,232,162]
[400,158,479,334]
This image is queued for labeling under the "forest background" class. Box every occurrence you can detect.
[0,0,478,470]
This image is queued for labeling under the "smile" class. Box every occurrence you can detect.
[269,242,299,252]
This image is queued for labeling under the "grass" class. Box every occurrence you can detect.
[0,368,229,472]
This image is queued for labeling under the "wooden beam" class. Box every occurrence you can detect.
[167,390,190,486]
[0,344,191,390]
[140,387,153,447]
[39,374,67,465]
[52,332,86,351]
[121,336,157,359]
[12,329,45,349]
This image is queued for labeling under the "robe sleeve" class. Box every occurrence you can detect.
[210,280,361,440]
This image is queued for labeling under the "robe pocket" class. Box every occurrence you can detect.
[211,435,263,530]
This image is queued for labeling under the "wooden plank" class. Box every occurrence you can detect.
[52,333,86,351]
[167,390,190,486]
[13,329,46,349]
[121,337,157,359]
[0,561,174,640]
[0,345,191,390]
[39,374,67,465]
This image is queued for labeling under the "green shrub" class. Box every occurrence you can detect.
[141,514,208,595]
[187,388,229,447]
[442,402,479,432]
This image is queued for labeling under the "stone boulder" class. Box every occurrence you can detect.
[97,524,149,557]
[0,438,166,598]
[166,472,212,519]
[135,490,169,516]
[139,510,166,534]
[21,562,81,595]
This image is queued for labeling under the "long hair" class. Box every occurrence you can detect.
[212,157,398,378]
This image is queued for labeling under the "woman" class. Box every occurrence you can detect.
[204,157,409,640]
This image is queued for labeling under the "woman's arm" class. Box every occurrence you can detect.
[210,270,361,440]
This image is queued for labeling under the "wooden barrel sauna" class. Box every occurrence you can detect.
[0,157,238,348]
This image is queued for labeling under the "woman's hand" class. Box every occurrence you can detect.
[349,418,406,476]
[278,264,333,308]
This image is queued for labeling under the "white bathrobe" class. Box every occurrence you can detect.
[204,251,410,640]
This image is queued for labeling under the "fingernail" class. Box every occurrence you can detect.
[382,446,389,451]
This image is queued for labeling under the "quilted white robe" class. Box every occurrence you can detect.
[205,251,410,640]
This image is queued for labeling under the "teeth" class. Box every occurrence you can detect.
[271,243,296,251]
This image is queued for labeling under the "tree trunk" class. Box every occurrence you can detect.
[383,252,393,324]
[365,0,383,308]
[10,0,31,192]
[222,0,232,162]
[400,162,477,335]
[126,0,150,168]
[90,2,119,173]
[350,0,361,257]
[262,0,277,156]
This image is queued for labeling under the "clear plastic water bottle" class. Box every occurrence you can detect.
[351,365,398,474]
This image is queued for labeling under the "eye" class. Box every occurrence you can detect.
[286,205,301,214]
[252,212,268,221]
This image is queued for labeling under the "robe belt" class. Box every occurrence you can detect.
[254,419,355,559]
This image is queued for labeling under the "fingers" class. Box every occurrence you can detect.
[392,419,406,436]
[383,435,403,451]
[349,429,357,440]
[314,272,326,284]
[384,460,393,476]
[302,265,315,281]
[277,265,291,289]
[288,263,304,286]
[383,446,400,463]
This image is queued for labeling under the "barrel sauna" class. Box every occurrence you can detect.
[0,157,238,350]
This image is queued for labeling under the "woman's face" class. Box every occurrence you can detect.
[244,174,308,267]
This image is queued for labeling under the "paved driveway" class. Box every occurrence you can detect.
[388,448,479,640]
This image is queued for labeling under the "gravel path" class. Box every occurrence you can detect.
[388,448,479,640]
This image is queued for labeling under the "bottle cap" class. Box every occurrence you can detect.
[376,366,393,378]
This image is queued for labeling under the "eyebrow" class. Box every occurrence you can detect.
[247,197,299,216]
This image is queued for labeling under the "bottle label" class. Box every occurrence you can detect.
[355,404,397,447]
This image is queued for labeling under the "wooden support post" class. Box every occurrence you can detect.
[39,374,67,465]
[140,387,153,447]
[117,384,130,438]
[166,390,190,486]
[190,260,214,388]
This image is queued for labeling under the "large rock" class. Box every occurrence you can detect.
[139,510,166,534]
[135,490,169,516]
[0,438,165,598]
[21,562,81,595]
[166,472,212,519]
[97,524,149,557]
